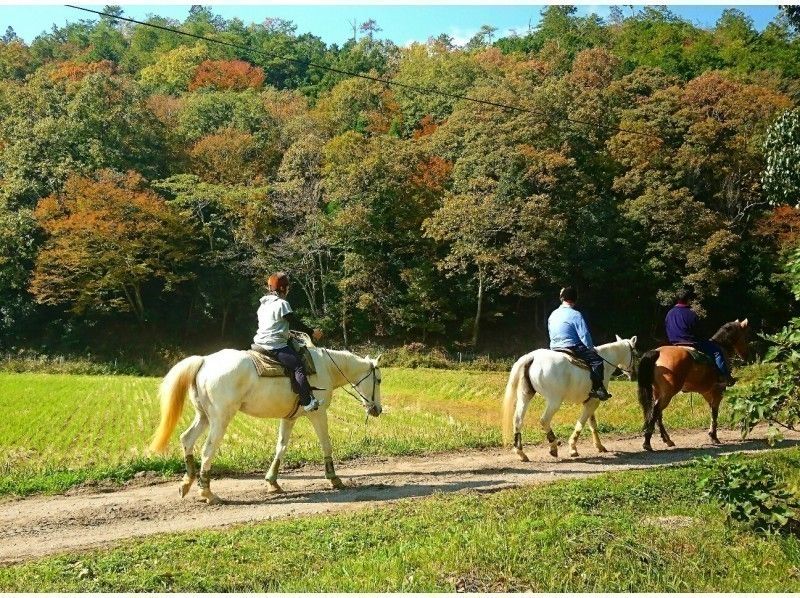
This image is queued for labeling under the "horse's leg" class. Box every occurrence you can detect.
[568,401,595,458]
[657,408,675,447]
[705,388,723,444]
[539,399,561,458]
[196,413,233,505]
[587,413,608,453]
[265,417,297,493]
[178,411,208,498]
[307,408,343,489]
[513,391,533,462]
[643,380,669,451]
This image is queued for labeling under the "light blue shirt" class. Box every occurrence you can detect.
[548,303,594,350]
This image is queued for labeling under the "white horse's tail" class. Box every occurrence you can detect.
[502,352,536,446]
[150,355,205,454]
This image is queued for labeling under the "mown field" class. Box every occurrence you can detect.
[0,368,731,496]
[1,447,798,592]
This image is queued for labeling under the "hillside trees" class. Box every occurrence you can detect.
[0,6,796,353]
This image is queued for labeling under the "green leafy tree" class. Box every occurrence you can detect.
[763,108,800,208]
[153,174,273,336]
[0,207,39,343]
[729,243,800,441]
[0,71,167,208]
[138,44,208,95]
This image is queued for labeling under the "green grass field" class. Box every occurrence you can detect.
[1,447,798,592]
[0,368,731,496]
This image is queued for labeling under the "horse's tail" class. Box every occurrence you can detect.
[150,355,205,454]
[637,350,659,426]
[502,352,536,446]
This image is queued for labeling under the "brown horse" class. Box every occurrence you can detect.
[636,319,749,451]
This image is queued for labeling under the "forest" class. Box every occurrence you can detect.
[0,5,799,361]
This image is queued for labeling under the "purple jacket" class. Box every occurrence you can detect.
[665,304,698,344]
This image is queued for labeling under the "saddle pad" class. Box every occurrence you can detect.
[551,349,590,370]
[678,346,715,366]
[247,341,317,378]
[247,350,286,377]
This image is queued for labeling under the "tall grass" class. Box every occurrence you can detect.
[0,368,731,496]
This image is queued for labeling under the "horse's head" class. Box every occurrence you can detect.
[355,355,383,417]
[712,318,750,359]
[614,334,639,380]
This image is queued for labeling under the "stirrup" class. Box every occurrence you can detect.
[303,397,320,412]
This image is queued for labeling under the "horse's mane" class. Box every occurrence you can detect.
[711,321,742,347]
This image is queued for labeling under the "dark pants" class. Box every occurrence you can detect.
[568,344,606,389]
[268,345,313,405]
[693,340,730,378]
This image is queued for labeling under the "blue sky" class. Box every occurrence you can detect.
[0,5,783,47]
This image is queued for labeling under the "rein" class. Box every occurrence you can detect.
[322,348,379,409]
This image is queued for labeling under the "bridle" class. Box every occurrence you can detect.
[323,348,381,411]
[598,340,638,376]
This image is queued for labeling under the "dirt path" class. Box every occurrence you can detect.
[1,427,798,564]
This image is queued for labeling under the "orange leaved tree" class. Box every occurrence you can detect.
[31,171,195,323]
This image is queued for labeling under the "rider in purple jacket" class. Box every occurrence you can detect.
[664,288,735,386]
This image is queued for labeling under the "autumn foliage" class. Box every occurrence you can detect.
[189,59,265,91]
[31,172,193,322]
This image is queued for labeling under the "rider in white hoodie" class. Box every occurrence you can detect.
[253,272,323,411]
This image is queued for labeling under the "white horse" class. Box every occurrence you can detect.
[150,346,383,504]
[501,335,638,460]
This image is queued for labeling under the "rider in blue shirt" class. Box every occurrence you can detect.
[548,287,611,401]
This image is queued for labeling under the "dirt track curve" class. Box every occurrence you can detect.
[1,426,798,564]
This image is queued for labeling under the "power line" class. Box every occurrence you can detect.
[66,5,661,140]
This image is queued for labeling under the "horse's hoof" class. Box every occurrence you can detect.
[643,443,653,452]
[664,439,676,448]
[179,481,192,498]
[549,446,559,458]
[597,445,608,453]
[709,435,721,445]
[198,491,222,505]
[266,480,283,493]
[514,449,529,462]
[569,449,579,458]
[329,476,345,490]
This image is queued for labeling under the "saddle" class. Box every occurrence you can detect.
[247,336,317,378]
[673,344,715,367]
[551,348,590,371]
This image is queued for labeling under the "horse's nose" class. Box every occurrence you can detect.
[370,405,382,417]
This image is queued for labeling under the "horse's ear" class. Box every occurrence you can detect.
[631,335,638,347]
[615,334,622,342]
[741,318,749,328]
[375,353,382,364]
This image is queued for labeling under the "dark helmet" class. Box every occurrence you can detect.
[560,286,578,302]
[675,287,696,304]
[268,272,289,294]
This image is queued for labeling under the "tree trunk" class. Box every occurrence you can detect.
[341,299,348,349]
[132,284,145,324]
[220,303,229,339]
[472,268,484,348]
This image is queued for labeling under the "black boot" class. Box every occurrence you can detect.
[589,385,612,401]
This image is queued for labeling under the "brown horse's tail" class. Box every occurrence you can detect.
[150,355,205,454]
[637,350,659,427]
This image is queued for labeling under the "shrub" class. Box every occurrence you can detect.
[697,455,800,535]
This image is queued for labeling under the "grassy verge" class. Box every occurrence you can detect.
[0,368,732,497]
[1,448,799,591]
